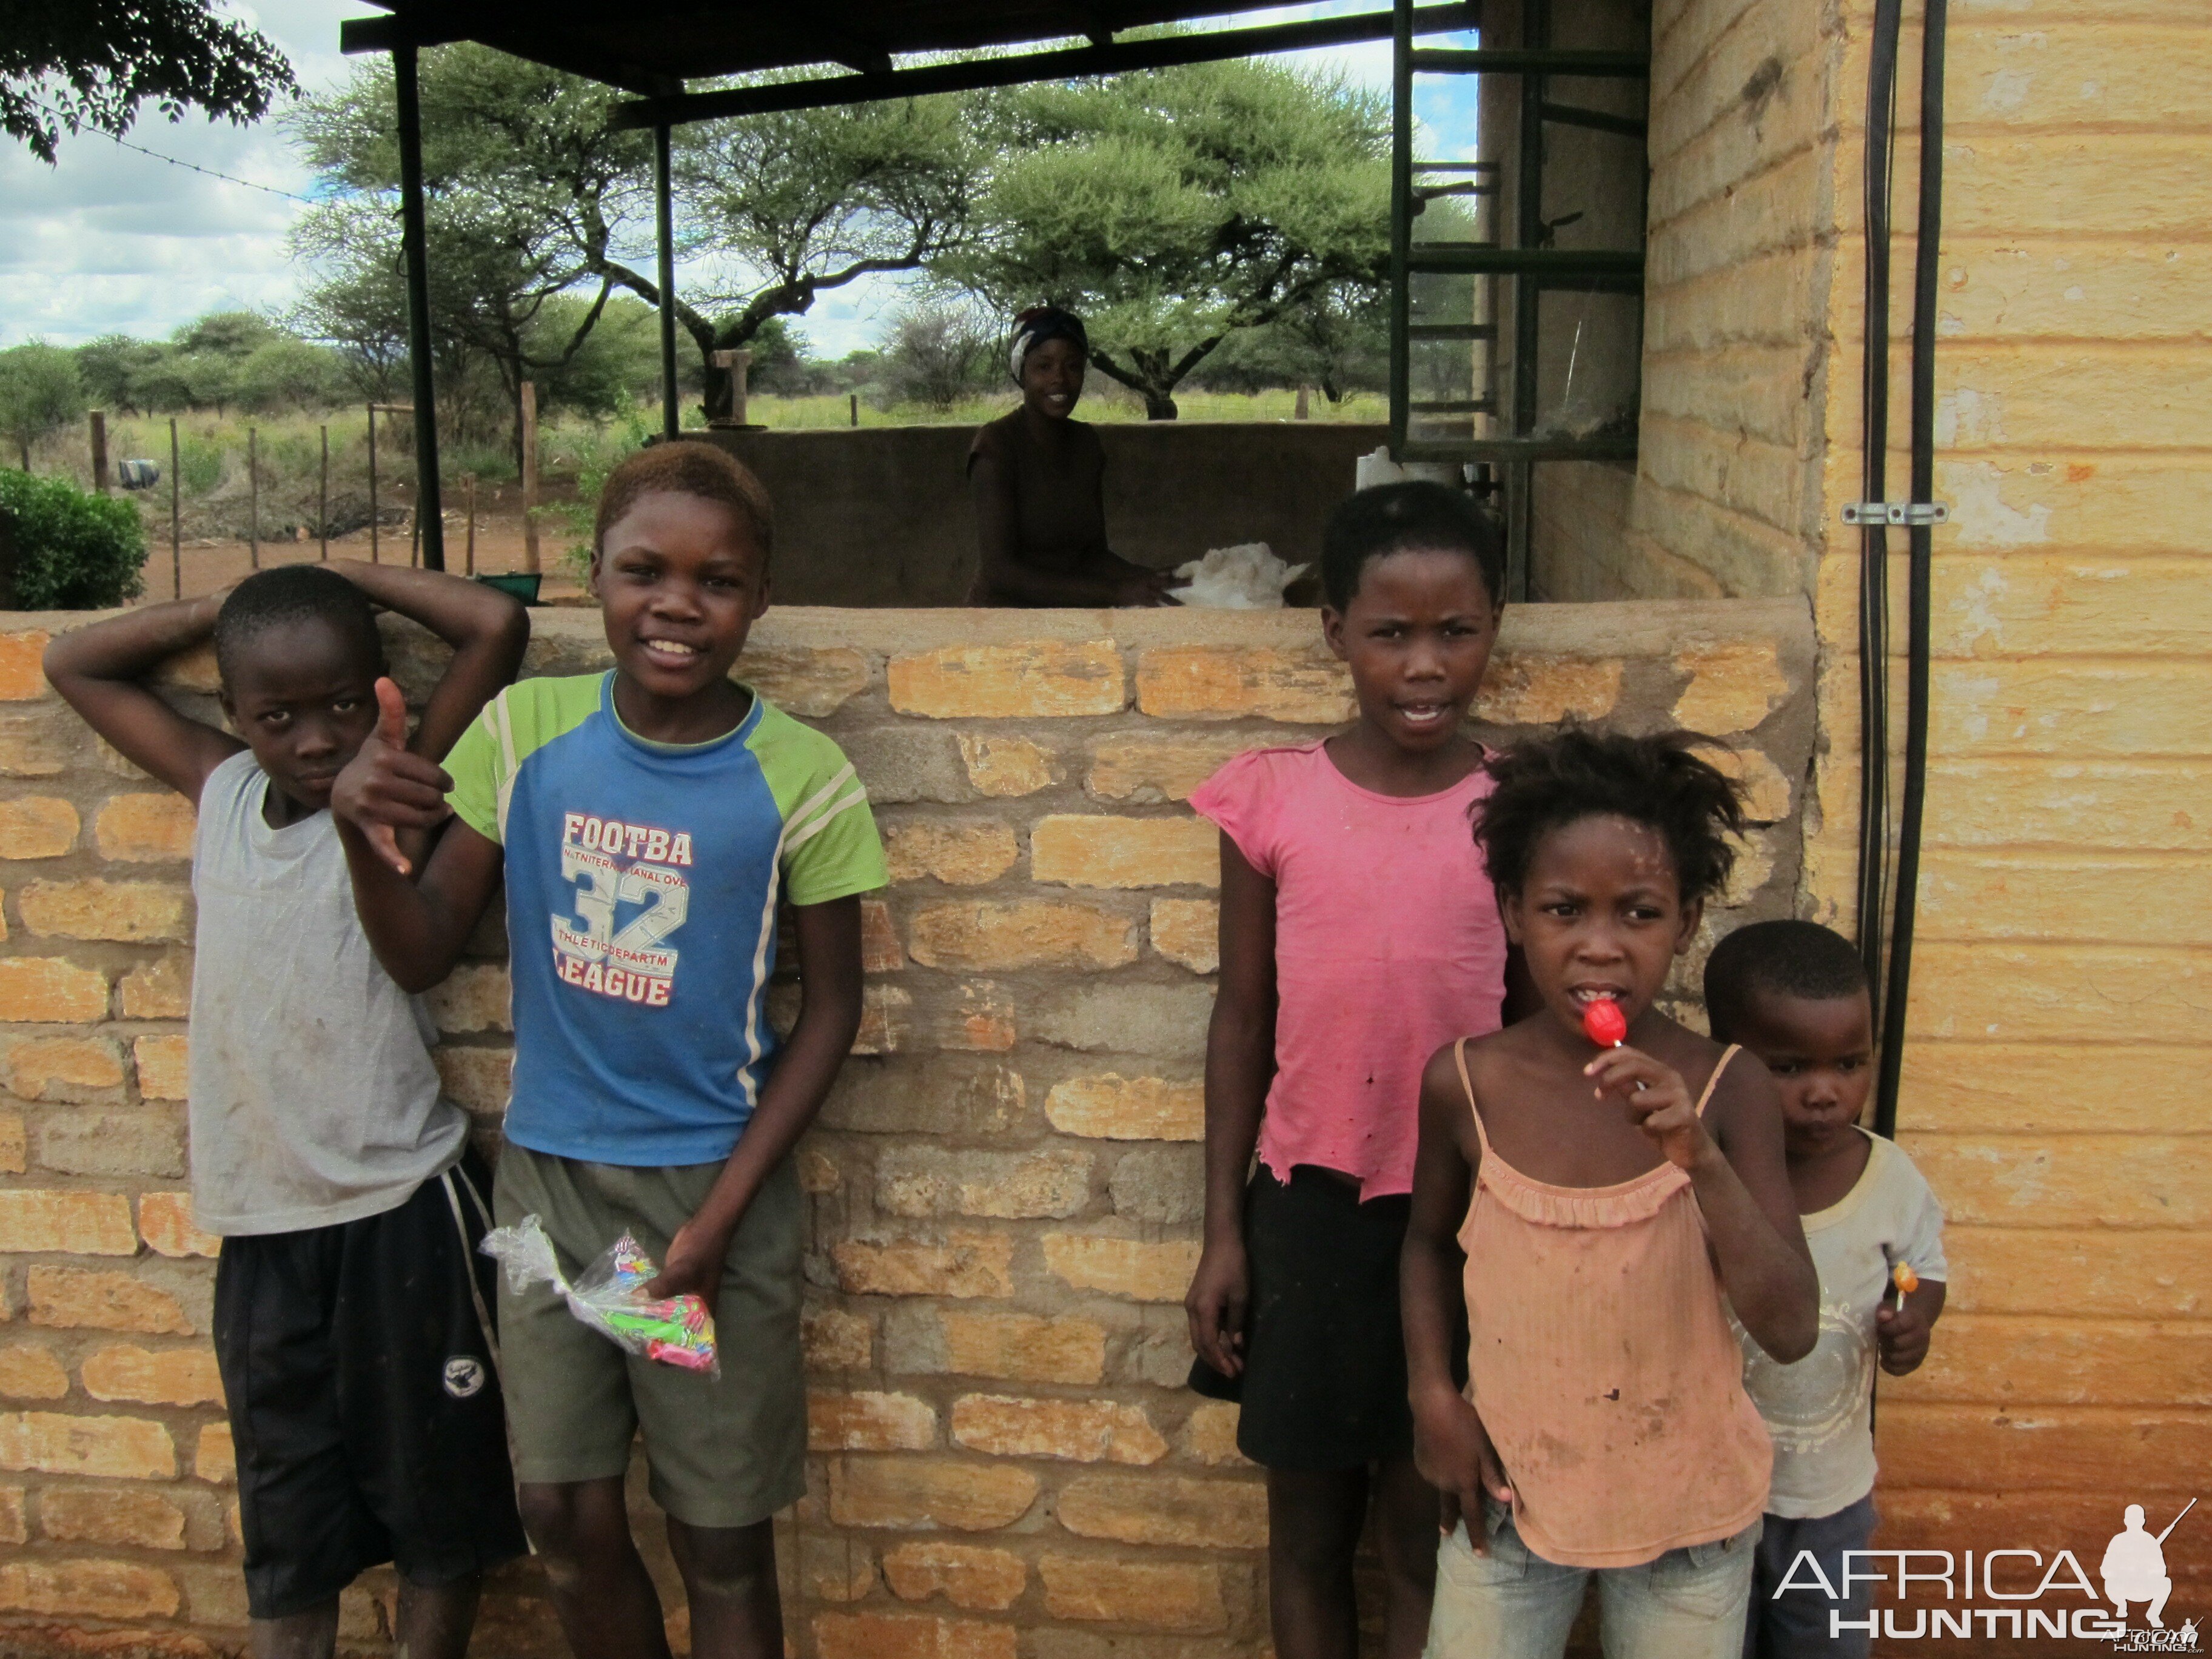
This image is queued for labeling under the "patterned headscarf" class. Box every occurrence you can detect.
[1008,306,1088,383]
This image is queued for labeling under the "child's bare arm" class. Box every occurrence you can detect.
[332,694,505,992]
[322,560,528,762]
[1877,1276,1946,1375]
[647,896,865,1304]
[41,595,244,803]
[1591,1044,1817,1360]
[1404,1046,1512,1545]
[1706,1073,1818,1361]
[1184,837,1276,1377]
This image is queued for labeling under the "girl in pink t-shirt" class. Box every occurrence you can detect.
[1184,481,1513,1659]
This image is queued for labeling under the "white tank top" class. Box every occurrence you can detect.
[187,750,465,1234]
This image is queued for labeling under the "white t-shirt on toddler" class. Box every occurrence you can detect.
[1734,1127,1949,1520]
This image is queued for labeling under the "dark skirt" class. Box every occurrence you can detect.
[1188,1162,1416,1471]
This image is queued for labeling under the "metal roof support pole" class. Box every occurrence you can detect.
[1504,0,1548,602]
[655,122,680,440]
[394,40,445,571]
[1389,0,1413,460]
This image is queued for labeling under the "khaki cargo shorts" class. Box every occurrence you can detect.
[491,1142,805,1529]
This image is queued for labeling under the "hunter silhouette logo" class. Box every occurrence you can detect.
[2103,1499,2195,1647]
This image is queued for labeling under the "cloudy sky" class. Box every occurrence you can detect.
[1,1,1475,358]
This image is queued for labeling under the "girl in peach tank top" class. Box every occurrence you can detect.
[1450,1038,1772,1567]
[1403,731,1818,1659]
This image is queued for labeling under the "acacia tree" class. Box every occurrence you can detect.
[593,93,987,421]
[290,47,648,463]
[951,58,1390,418]
[3,0,294,163]
[292,50,988,428]
[0,344,85,469]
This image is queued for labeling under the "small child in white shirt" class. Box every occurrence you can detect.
[1705,920,1949,1659]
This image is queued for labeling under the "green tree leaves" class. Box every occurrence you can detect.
[2,0,294,164]
[0,344,87,469]
[951,58,1390,417]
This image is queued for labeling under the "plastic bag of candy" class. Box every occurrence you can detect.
[480,1213,719,1376]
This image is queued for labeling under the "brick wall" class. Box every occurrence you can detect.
[1550,0,2212,1646]
[0,599,1813,1657]
[1807,2,2212,1646]
[1529,0,1843,603]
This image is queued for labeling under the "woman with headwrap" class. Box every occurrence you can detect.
[967,306,1180,606]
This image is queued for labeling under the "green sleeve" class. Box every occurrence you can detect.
[783,762,886,908]
[443,694,506,845]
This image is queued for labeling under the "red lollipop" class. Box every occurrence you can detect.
[1581,999,1628,1048]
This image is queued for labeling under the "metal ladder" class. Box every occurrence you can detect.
[1387,0,1651,598]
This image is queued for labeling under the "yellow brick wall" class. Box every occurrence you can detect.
[1616,0,2212,1646]
[1532,0,1846,602]
[1834,6,2212,1646]
[0,600,1813,1657]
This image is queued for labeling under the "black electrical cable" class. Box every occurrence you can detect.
[1873,0,1946,1140]
[1856,0,1903,1028]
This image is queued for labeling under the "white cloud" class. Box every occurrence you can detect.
[0,0,350,346]
[2,1,1439,356]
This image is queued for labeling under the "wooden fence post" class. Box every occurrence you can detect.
[89,411,109,494]
[319,426,330,559]
[367,403,380,564]
[464,474,477,575]
[169,418,181,599]
[247,427,260,569]
[520,381,540,573]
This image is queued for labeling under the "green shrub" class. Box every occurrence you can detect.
[0,471,147,608]
[178,432,225,493]
[555,401,657,575]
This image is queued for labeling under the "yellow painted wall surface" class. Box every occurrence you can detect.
[0,603,1814,1657]
[1630,0,2212,1646]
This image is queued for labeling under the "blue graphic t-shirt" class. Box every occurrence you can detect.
[444,672,886,1165]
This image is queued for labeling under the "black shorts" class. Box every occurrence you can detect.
[1188,1163,1416,1471]
[212,1153,527,1619]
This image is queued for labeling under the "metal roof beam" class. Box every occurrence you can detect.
[608,3,1476,130]
[339,10,678,95]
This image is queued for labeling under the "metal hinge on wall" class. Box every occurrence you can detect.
[1842,501,1949,526]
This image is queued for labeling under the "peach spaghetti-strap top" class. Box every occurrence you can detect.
[1453,1041,1772,1568]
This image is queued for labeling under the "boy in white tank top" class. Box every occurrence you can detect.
[45,562,528,1659]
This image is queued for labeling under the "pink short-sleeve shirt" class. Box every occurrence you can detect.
[1190,742,1509,1199]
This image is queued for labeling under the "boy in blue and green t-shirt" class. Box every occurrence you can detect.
[332,441,885,1659]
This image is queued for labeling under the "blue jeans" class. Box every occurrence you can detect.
[1743,1496,1877,1659]
[1424,1501,1760,1659]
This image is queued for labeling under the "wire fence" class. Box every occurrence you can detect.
[54,399,565,600]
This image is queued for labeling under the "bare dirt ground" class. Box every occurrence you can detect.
[138,512,592,605]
